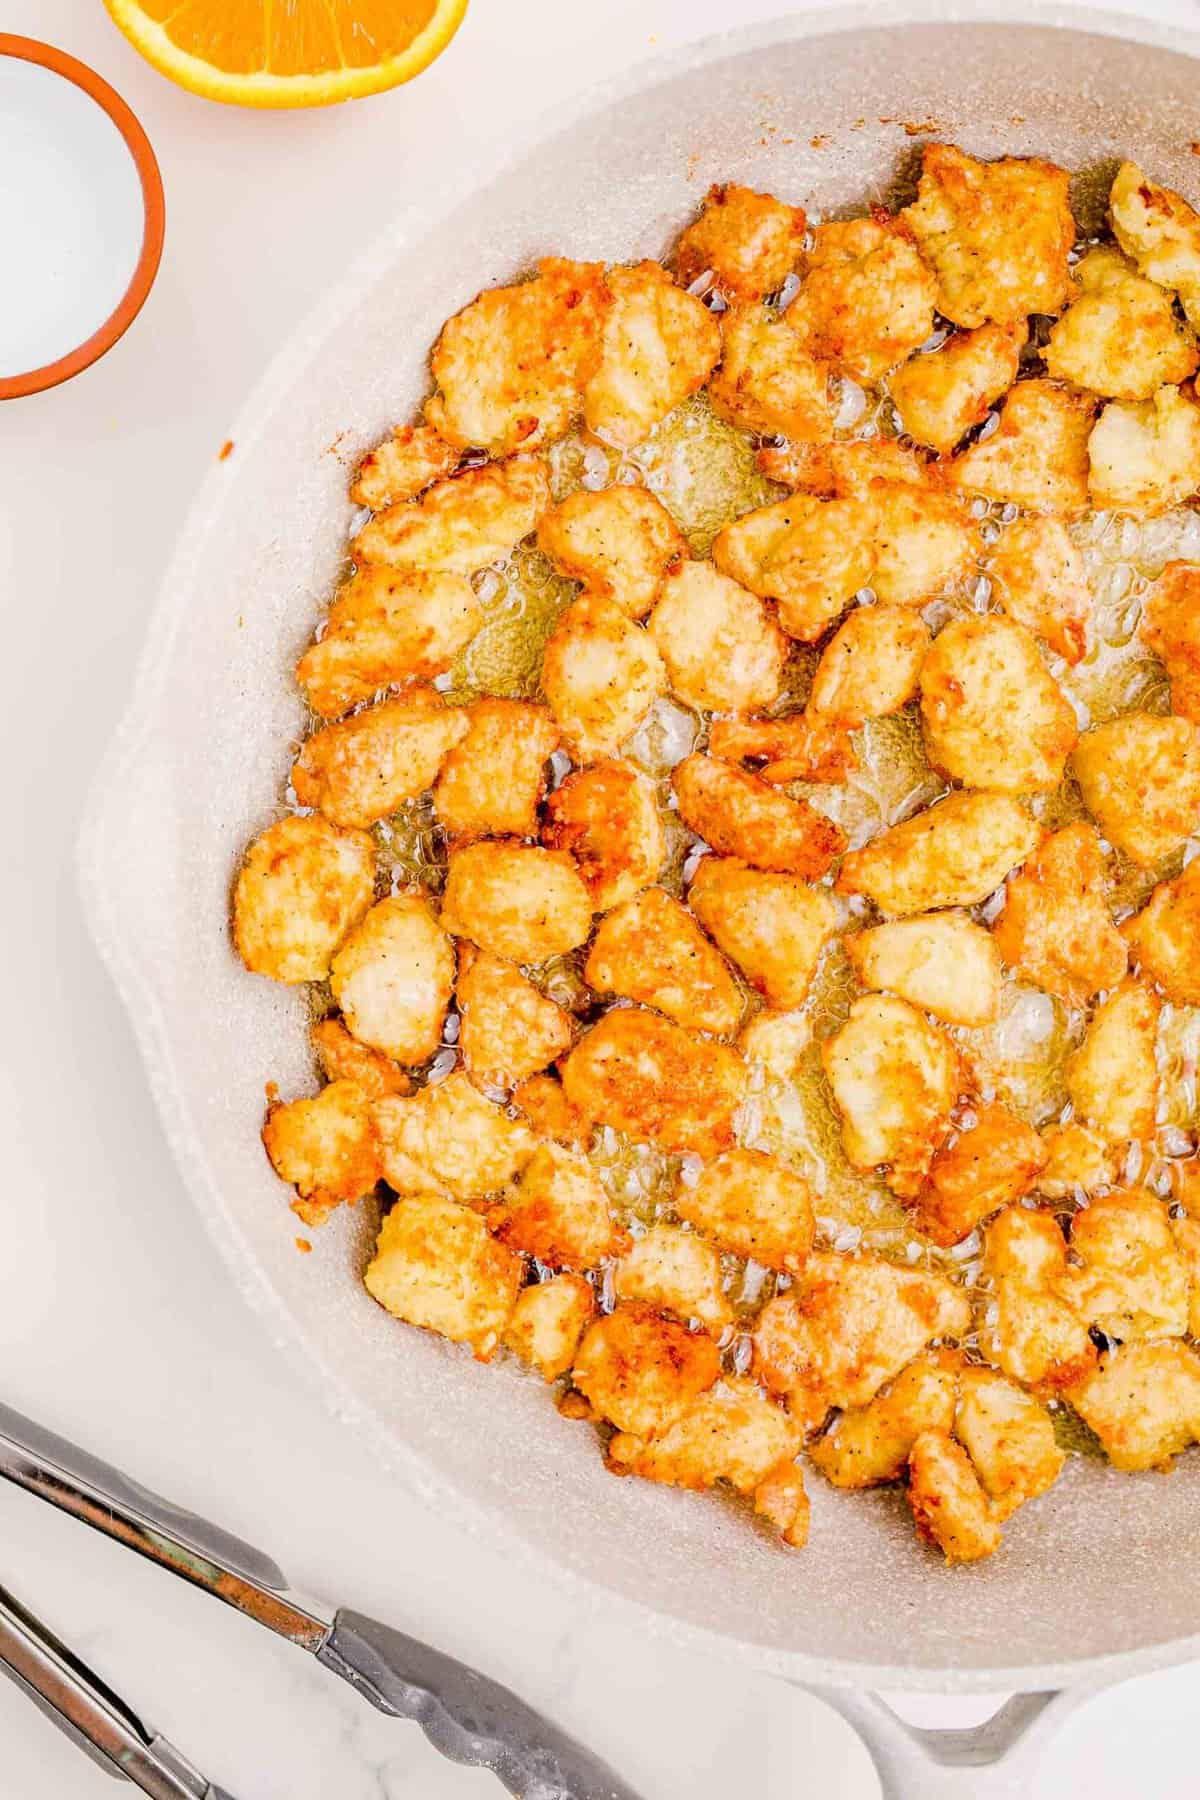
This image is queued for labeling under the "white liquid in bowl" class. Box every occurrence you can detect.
[0,55,145,378]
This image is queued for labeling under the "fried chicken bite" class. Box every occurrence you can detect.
[674,182,808,299]
[867,481,979,608]
[535,485,685,619]
[906,1431,1002,1564]
[292,689,469,829]
[990,822,1126,1006]
[503,1274,595,1381]
[510,1073,591,1148]
[311,1017,412,1098]
[708,302,833,442]
[456,946,573,1090]
[807,605,931,728]
[1066,1187,1188,1342]
[431,698,559,841]
[571,1302,721,1436]
[329,894,454,1065]
[1044,246,1198,401]
[954,1365,1065,1523]
[582,261,721,448]
[541,594,667,760]
[614,1224,732,1331]
[1068,1339,1200,1471]
[353,453,551,572]
[888,321,1024,453]
[1123,858,1200,1003]
[372,1070,536,1200]
[672,754,845,878]
[540,760,666,911]
[1143,560,1200,724]
[900,144,1075,327]
[979,1206,1096,1393]
[491,1142,620,1270]
[296,568,482,719]
[1110,161,1200,331]
[687,855,837,1011]
[706,710,857,786]
[909,1102,1048,1248]
[1035,1121,1117,1200]
[845,911,1002,1027]
[836,792,1040,916]
[822,995,961,1200]
[949,378,1096,516]
[440,841,593,964]
[585,886,742,1036]
[1072,712,1200,866]
[919,615,1078,795]
[262,1079,380,1226]
[808,1350,961,1488]
[797,214,937,382]
[648,561,788,715]
[426,258,609,454]
[561,1007,747,1158]
[673,1148,815,1272]
[233,814,376,985]
[1065,983,1160,1146]
[350,423,460,511]
[711,493,875,642]
[1088,385,1200,516]
[986,517,1091,665]
[364,1193,523,1361]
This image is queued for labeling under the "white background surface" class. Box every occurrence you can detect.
[3,1,1200,1794]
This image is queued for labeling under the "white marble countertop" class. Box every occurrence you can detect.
[4,0,1200,1792]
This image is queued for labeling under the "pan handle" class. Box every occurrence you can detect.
[807,1685,1100,1798]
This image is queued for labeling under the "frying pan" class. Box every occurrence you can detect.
[78,8,1200,1793]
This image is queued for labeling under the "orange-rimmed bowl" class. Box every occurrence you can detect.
[0,34,164,400]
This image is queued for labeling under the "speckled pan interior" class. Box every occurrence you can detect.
[80,5,1200,1691]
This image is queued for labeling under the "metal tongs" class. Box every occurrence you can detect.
[0,1400,640,1799]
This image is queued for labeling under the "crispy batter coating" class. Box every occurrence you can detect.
[1066,1187,1188,1342]
[536,485,686,619]
[491,1142,620,1270]
[608,1378,803,1514]
[808,605,931,728]
[1065,983,1160,1145]
[672,754,845,878]
[949,379,1096,516]
[1045,246,1198,401]
[1173,1215,1200,1337]
[1143,561,1200,724]
[762,437,928,498]
[1088,385,1200,516]
[350,423,460,511]
[1123,858,1200,1003]
[712,494,875,643]
[614,1224,732,1331]
[585,886,742,1035]
[991,822,1126,1006]
[432,698,559,841]
[909,1102,1048,1248]
[837,792,1040,916]
[296,569,482,719]
[846,911,1002,1027]
[906,1430,1002,1564]
[572,1302,721,1436]
[954,1366,1064,1523]
[674,1148,815,1272]
[1036,1121,1117,1200]
[900,144,1075,328]
[262,1080,379,1224]
[503,1274,595,1381]
[822,995,961,1199]
[540,760,666,911]
[809,1350,961,1488]
[889,322,1024,453]
[674,183,808,299]
[456,946,573,1089]
[919,615,1078,795]
[1068,1339,1200,1472]
[688,855,837,1011]
[541,593,666,760]
[987,517,1091,665]
[353,454,551,572]
[1072,712,1200,866]
[980,1206,1096,1393]
[233,814,376,985]
[426,258,609,454]
[440,841,593,965]
[510,1073,591,1147]
[708,302,833,441]
[706,711,857,786]
[737,1009,813,1080]
[648,561,788,715]
[311,1017,411,1098]
[561,1007,747,1157]
[373,1071,536,1200]
[292,690,469,829]
[582,261,721,448]
[751,1460,811,1547]
[329,894,454,1064]
[1110,161,1200,332]
[364,1193,522,1361]
[753,1251,971,1431]
[867,480,978,607]
[798,214,937,382]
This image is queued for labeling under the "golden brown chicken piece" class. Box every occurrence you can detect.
[797,213,937,382]
[674,182,808,298]
[906,1431,1003,1564]
[919,615,1078,795]
[708,302,833,442]
[837,792,1040,916]
[584,886,742,1036]
[234,814,377,987]
[296,568,482,719]
[673,1148,815,1272]
[808,1351,961,1489]
[1036,1122,1117,1200]
[845,912,1002,1027]
[561,1007,747,1158]
[1110,161,1200,331]
[310,1017,412,1098]
[364,1193,523,1361]
[1044,246,1198,400]
[440,841,593,965]
[503,1275,595,1381]
[262,1080,380,1225]
[432,698,559,841]
[1072,712,1200,866]
[672,754,845,879]
[949,379,1096,516]
[614,1224,732,1332]
[807,605,931,728]
[353,453,551,572]
[867,480,979,607]
[687,855,837,1011]
[909,1102,1048,1248]
[582,261,721,447]
[540,594,667,761]
[1068,1339,1200,1471]
[711,493,875,642]
[706,712,857,786]
[536,485,686,619]
[329,894,454,1065]
[954,1365,1065,1523]
[491,1142,620,1270]
[1123,858,1200,1003]
[1066,1187,1189,1343]
[456,946,573,1090]
[1088,385,1200,516]
[648,561,789,715]
[510,1073,591,1148]
[571,1302,721,1436]
[372,1071,536,1200]
[822,995,961,1200]
[350,423,460,511]
[986,517,1091,665]
[888,321,1024,453]
[1065,983,1160,1145]
[1142,560,1200,724]
[540,760,666,911]
[979,1206,1096,1393]
[990,822,1126,1005]
[292,689,469,829]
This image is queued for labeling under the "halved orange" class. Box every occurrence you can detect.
[104,0,468,108]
